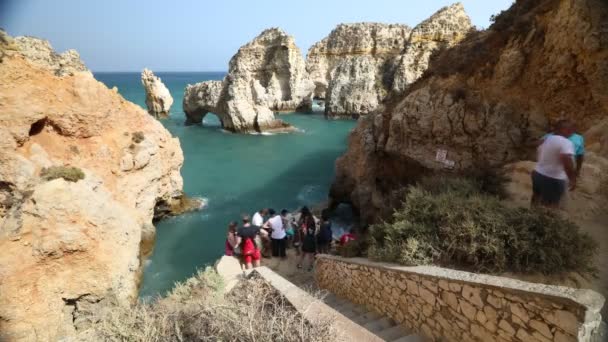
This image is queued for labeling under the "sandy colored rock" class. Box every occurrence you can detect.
[11,35,88,77]
[331,0,608,225]
[306,3,472,118]
[183,28,313,133]
[0,31,185,341]
[391,2,473,92]
[141,68,173,118]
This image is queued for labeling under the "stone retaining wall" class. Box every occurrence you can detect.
[315,255,604,342]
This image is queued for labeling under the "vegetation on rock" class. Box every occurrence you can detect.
[40,166,85,182]
[367,176,598,275]
[132,131,145,144]
[78,268,333,342]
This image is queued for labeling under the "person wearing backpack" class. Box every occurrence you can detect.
[297,208,317,271]
[317,210,332,254]
[237,214,268,269]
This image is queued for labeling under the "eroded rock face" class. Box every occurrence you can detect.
[0,31,185,340]
[391,2,473,92]
[307,23,411,118]
[13,36,88,77]
[331,0,608,224]
[141,68,174,118]
[306,3,472,118]
[183,80,224,125]
[183,28,314,133]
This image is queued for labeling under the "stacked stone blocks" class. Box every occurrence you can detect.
[315,255,604,342]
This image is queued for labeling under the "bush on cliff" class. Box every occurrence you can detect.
[40,166,85,182]
[78,268,333,342]
[368,177,598,276]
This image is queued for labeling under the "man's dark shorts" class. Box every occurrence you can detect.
[531,171,566,205]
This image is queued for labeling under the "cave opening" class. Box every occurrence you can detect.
[29,118,48,136]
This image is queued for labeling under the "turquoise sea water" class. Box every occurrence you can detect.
[94,72,356,298]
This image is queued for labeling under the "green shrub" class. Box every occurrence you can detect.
[368,177,598,275]
[40,166,85,182]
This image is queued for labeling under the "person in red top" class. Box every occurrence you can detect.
[237,214,268,269]
[339,228,356,246]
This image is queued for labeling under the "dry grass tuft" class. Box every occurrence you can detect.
[76,268,333,342]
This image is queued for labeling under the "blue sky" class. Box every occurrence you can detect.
[1,0,513,71]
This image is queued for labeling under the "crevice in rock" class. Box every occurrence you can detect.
[28,118,47,136]
[62,293,104,330]
[62,293,92,325]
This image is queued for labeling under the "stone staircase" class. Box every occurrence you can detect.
[323,292,424,342]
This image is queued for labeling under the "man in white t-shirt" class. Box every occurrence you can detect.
[263,209,287,258]
[251,208,267,227]
[532,119,577,208]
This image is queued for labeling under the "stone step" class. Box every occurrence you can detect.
[363,317,396,333]
[336,308,362,319]
[392,334,426,342]
[321,292,425,341]
[377,324,411,341]
[352,310,383,325]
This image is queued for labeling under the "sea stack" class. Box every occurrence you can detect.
[183,28,314,133]
[0,31,186,340]
[141,68,173,118]
[330,0,608,225]
[306,3,472,118]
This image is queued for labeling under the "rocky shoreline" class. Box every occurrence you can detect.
[306,3,472,118]
[183,28,314,133]
[0,31,191,340]
[182,4,473,132]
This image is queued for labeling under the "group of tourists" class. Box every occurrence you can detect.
[225,206,356,270]
[532,119,585,208]
[222,120,581,272]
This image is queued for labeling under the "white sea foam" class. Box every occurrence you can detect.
[192,196,209,209]
[297,184,322,203]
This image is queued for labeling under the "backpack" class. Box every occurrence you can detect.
[319,221,332,242]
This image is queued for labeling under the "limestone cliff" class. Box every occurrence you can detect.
[306,23,411,117]
[12,36,88,77]
[183,28,314,133]
[331,0,608,224]
[306,3,472,118]
[0,32,185,341]
[141,68,174,118]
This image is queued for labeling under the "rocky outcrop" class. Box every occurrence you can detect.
[307,23,411,117]
[0,32,186,341]
[141,68,173,118]
[13,35,88,77]
[306,3,472,118]
[306,23,411,116]
[183,80,224,125]
[184,28,314,133]
[331,0,608,224]
[391,2,473,92]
